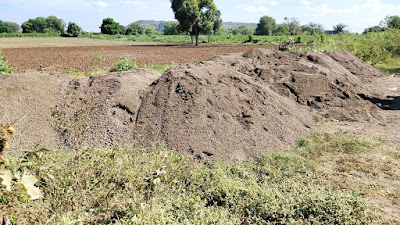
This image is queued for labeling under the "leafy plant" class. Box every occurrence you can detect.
[110,57,137,72]
[0,51,13,74]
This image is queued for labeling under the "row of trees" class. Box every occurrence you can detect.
[99,18,158,35]
[363,15,400,34]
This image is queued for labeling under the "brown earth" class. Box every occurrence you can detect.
[2,45,277,74]
[0,48,399,161]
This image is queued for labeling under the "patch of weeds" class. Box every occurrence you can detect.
[91,51,107,63]
[0,51,13,74]
[296,131,376,158]
[110,57,137,72]
[144,63,178,73]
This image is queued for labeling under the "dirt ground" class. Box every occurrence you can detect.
[2,44,277,74]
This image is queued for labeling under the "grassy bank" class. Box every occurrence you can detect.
[1,131,398,224]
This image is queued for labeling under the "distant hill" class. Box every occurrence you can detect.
[223,22,257,29]
[132,20,258,33]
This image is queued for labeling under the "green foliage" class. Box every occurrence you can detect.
[21,16,65,33]
[0,51,13,74]
[363,25,385,34]
[228,26,254,35]
[0,131,378,224]
[145,26,157,35]
[110,57,137,72]
[255,16,276,36]
[100,18,121,35]
[163,22,180,35]
[333,23,348,34]
[126,23,145,35]
[171,0,221,45]
[0,20,19,33]
[66,22,82,37]
[381,15,400,29]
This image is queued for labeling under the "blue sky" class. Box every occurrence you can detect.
[0,0,399,33]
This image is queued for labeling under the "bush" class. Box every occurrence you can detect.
[0,51,13,74]
[110,57,137,72]
[65,22,82,37]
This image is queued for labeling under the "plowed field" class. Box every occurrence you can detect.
[2,44,277,74]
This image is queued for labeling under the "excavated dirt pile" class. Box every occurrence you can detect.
[1,48,394,160]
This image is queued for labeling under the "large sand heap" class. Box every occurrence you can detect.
[1,49,396,160]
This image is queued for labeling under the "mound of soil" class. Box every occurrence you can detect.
[213,49,382,121]
[1,48,396,161]
[1,70,161,150]
[135,63,314,160]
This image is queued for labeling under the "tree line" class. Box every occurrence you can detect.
[1,0,399,45]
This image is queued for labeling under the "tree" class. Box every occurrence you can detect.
[145,26,157,35]
[255,16,276,35]
[363,25,384,34]
[120,25,127,35]
[66,22,82,37]
[171,0,220,46]
[333,23,347,34]
[0,20,19,33]
[284,17,302,35]
[275,24,290,36]
[21,17,47,33]
[100,18,121,35]
[229,26,254,35]
[126,23,145,35]
[381,15,400,29]
[302,23,324,35]
[46,16,65,33]
[212,9,223,35]
[163,22,180,35]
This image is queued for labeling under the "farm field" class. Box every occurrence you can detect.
[1,36,399,224]
[1,37,277,74]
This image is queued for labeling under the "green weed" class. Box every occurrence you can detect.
[110,57,137,72]
[0,51,13,74]
[143,62,178,73]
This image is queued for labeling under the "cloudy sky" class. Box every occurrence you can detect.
[0,0,399,33]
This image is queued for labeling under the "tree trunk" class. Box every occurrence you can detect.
[195,34,199,46]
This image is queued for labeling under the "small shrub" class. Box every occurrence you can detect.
[110,57,137,72]
[0,51,13,74]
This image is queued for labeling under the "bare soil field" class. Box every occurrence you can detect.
[2,43,277,74]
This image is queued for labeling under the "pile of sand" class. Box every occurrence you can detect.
[1,49,395,160]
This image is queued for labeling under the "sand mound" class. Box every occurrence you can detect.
[135,63,314,160]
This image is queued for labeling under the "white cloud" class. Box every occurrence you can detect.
[94,1,108,7]
[269,1,277,6]
[244,6,269,13]
[299,0,309,6]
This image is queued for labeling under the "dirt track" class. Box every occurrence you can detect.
[2,45,277,73]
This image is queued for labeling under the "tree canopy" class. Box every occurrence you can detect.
[66,22,82,37]
[100,18,121,35]
[171,0,221,45]
[126,23,145,35]
[255,16,276,36]
[381,15,400,29]
[21,16,65,33]
[0,20,19,33]
[333,23,348,34]
[163,22,180,35]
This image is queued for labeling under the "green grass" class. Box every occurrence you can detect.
[0,131,380,224]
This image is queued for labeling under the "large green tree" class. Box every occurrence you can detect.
[381,15,400,29]
[171,0,220,46]
[100,18,121,35]
[255,16,276,36]
[66,22,82,37]
[163,22,180,35]
[46,16,65,33]
[126,23,145,35]
[0,20,19,33]
[333,23,348,34]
